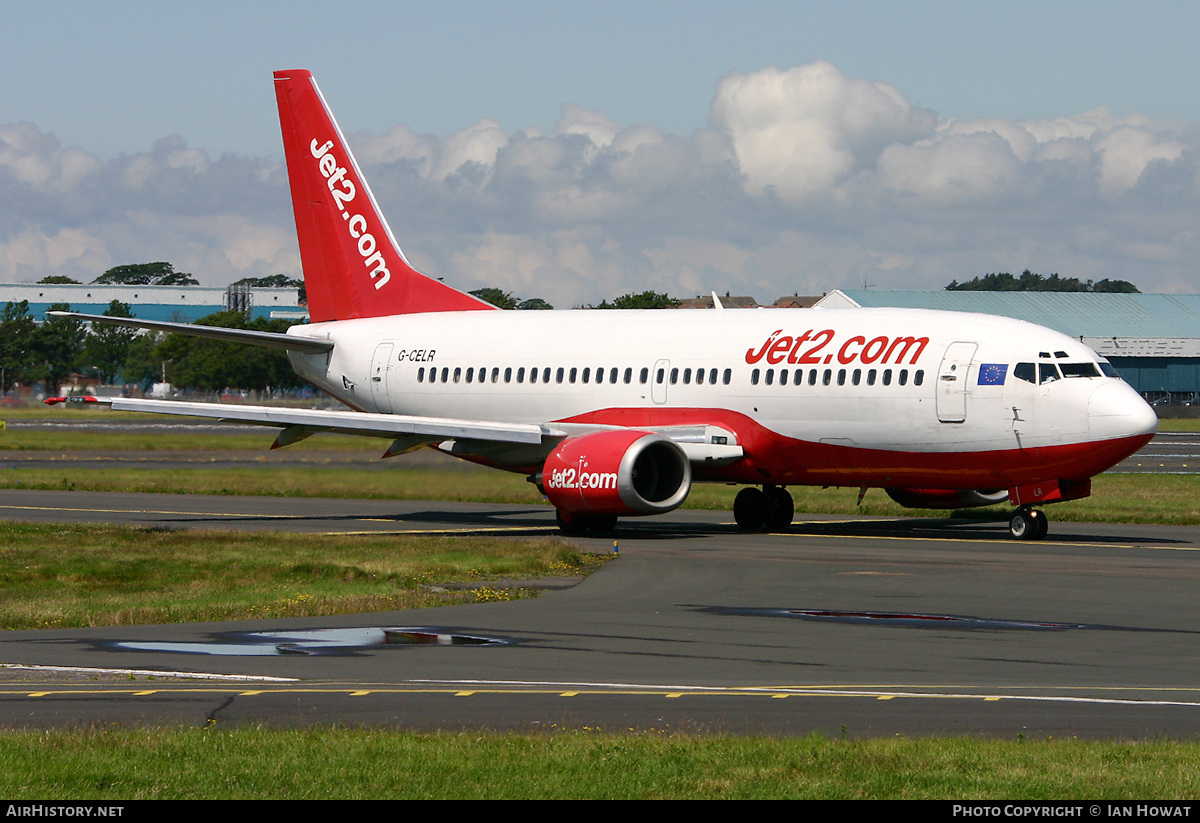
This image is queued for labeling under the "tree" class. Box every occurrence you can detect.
[469,288,519,310]
[83,301,138,384]
[37,275,81,284]
[231,274,303,288]
[30,304,85,393]
[592,291,680,309]
[92,262,199,286]
[0,301,36,392]
[517,298,554,310]
[946,270,1140,293]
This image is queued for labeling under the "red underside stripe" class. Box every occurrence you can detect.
[555,407,1152,489]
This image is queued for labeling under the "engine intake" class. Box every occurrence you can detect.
[542,430,691,516]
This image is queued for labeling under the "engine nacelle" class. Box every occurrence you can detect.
[542,430,691,516]
[885,488,1010,510]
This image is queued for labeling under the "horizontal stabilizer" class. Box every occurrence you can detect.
[46,312,334,353]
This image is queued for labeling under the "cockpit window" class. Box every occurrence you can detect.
[1038,363,1061,384]
[1014,362,1036,384]
[1099,360,1119,378]
[1060,362,1101,378]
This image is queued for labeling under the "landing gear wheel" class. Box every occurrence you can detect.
[1031,509,1048,540]
[556,510,618,536]
[734,487,767,531]
[1009,508,1048,541]
[585,514,618,534]
[763,486,795,531]
[556,509,587,536]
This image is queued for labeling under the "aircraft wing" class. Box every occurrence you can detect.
[47,397,741,463]
[51,396,551,450]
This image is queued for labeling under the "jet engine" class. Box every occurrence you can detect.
[541,430,691,516]
[884,488,1010,509]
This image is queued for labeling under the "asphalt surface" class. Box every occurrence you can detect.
[0,489,1198,738]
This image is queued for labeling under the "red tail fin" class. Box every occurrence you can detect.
[273,70,494,321]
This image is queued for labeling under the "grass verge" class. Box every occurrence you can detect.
[1,729,1199,799]
[0,522,603,629]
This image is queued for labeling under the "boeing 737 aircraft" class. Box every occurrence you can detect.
[50,69,1159,540]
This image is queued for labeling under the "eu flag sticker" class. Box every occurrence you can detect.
[978,363,1008,385]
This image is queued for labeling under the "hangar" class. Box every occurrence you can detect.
[0,282,305,323]
[815,290,1200,404]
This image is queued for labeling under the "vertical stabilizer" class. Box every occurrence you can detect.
[273,70,494,321]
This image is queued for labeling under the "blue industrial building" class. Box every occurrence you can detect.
[0,283,306,323]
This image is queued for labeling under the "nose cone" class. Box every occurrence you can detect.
[1089,382,1158,441]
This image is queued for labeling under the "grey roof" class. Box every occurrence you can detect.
[823,290,1200,340]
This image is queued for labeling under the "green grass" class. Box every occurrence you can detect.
[0,729,1198,798]
[0,522,603,629]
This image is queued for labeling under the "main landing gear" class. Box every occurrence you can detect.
[1008,507,1049,541]
[555,510,618,536]
[733,485,795,531]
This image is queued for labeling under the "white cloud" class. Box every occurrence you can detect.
[710,62,937,200]
[1,61,1198,301]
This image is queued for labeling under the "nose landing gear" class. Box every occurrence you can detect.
[1009,507,1048,540]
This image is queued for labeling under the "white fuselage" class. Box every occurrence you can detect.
[286,306,1156,491]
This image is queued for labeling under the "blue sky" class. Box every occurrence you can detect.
[1,1,1197,301]
[5,1,1197,157]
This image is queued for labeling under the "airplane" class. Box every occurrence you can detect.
[47,69,1159,541]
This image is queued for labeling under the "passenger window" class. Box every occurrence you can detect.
[504,367,512,383]
[852,368,861,386]
[899,369,908,386]
[418,367,425,382]
[625,368,633,384]
[440,367,449,383]
[582,367,590,383]
[696,368,704,385]
[640,368,649,384]
[517,367,525,383]
[611,368,620,384]
[529,367,538,384]
[683,368,691,384]
[822,369,832,386]
[867,369,876,386]
[556,367,565,383]
[765,369,774,386]
[466,367,474,383]
[914,370,924,386]
[569,368,577,383]
[491,367,500,383]
[808,369,817,386]
[722,369,731,385]
[882,369,892,386]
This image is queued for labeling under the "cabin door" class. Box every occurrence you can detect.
[936,342,977,423]
[371,343,394,414]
